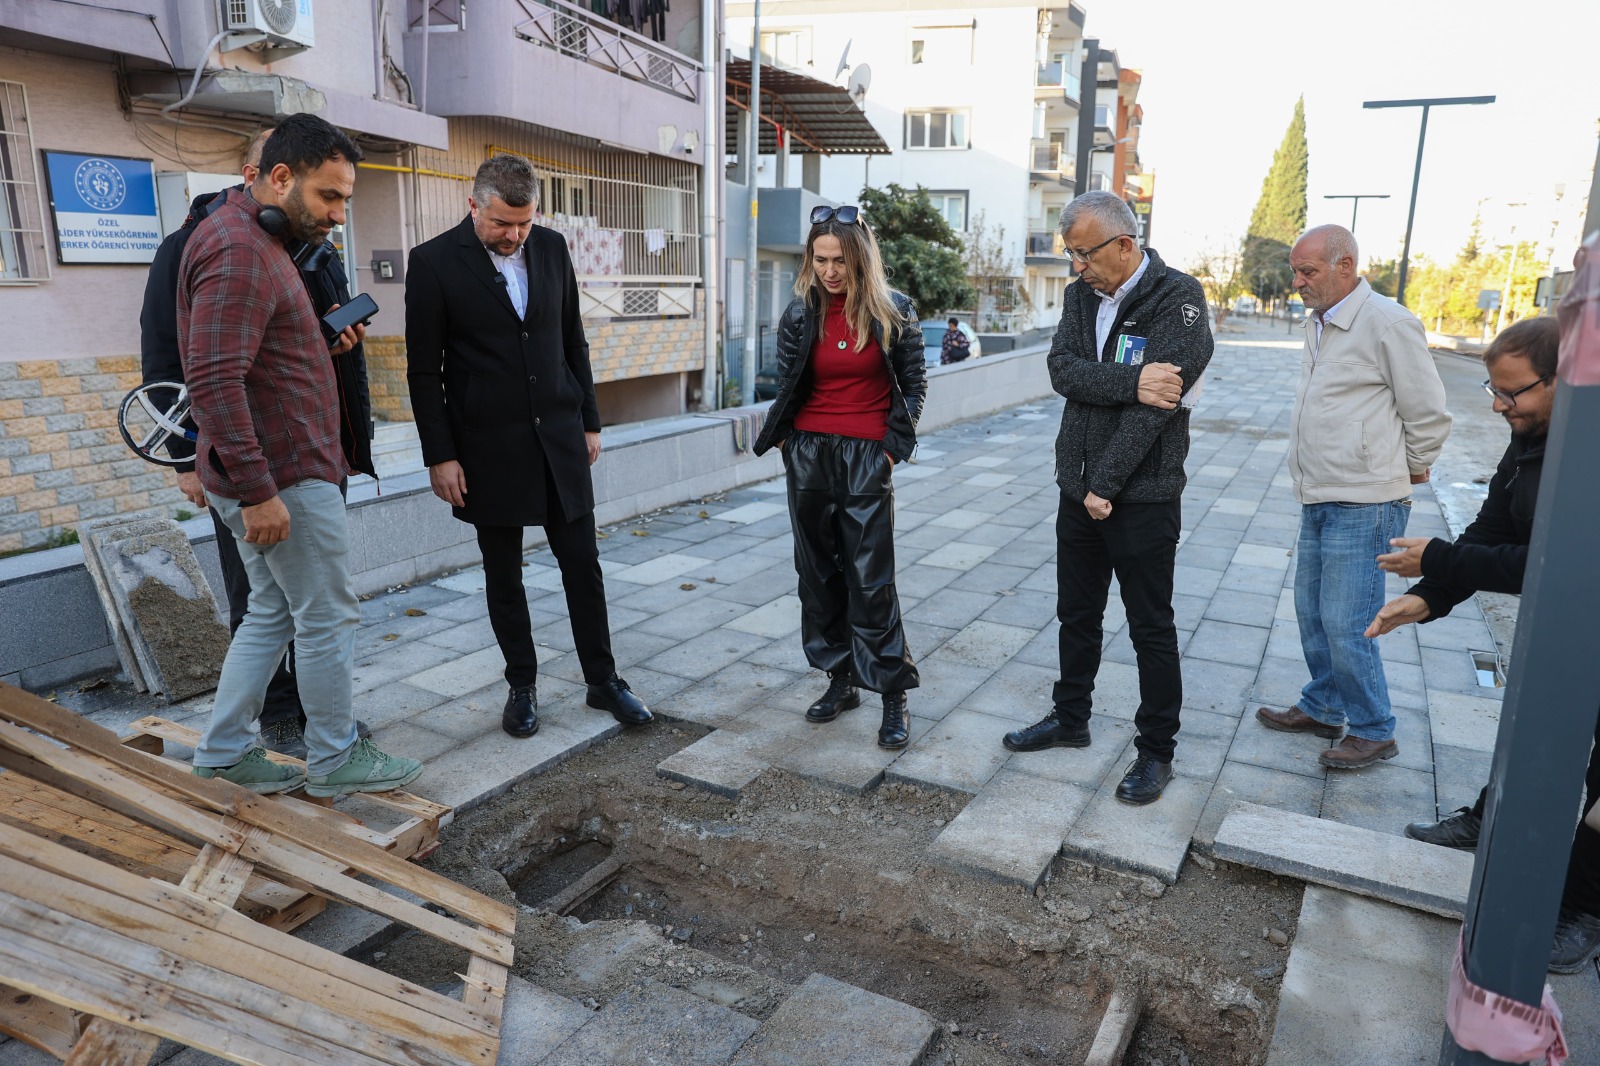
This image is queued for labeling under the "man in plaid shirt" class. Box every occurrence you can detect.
[177,114,421,798]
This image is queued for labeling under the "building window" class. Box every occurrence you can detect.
[1094,103,1111,129]
[909,25,973,65]
[906,109,970,150]
[926,191,968,231]
[0,80,50,283]
[1089,171,1112,192]
[760,28,811,68]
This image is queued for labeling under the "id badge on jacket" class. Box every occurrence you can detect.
[1113,334,1147,365]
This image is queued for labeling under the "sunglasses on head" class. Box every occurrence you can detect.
[810,205,862,225]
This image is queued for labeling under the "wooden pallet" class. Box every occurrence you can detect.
[0,681,514,1066]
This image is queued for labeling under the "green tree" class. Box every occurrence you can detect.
[859,183,974,315]
[1241,97,1309,305]
[1188,243,1247,325]
[1365,257,1400,298]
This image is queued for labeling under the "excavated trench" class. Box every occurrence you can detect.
[375,724,1299,1065]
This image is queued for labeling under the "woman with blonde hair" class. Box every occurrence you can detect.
[753,205,928,749]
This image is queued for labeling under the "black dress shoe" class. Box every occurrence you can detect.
[1115,754,1173,805]
[1405,807,1481,849]
[878,692,910,750]
[1550,907,1600,974]
[502,684,538,738]
[1002,714,1091,752]
[806,672,860,723]
[587,673,653,726]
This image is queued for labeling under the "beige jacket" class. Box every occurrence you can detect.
[1288,279,1452,504]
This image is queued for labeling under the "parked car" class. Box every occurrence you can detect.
[1232,296,1257,316]
[920,321,982,367]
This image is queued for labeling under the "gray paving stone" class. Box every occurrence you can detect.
[1320,761,1436,837]
[1201,590,1279,628]
[1433,742,1492,816]
[351,639,463,696]
[1265,886,1456,1066]
[1005,716,1136,790]
[413,706,620,814]
[721,595,803,639]
[903,588,1001,630]
[1227,705,1332,778]
[630,595,751,639]
[1216,562,1287,597]
[1175,542,1237,572]
[959,658,1065,724]
[1418,643,1495,697]
[1214,802,1472,918]
[1062,772,1213,884]
[935,619,1037,670]
[639,628,771,680]
[1414,612,1500,651]
[928,768,1093,889]
[1172,707,1237,781]
[1185,619,1270,669]
[1171,563,1223,599]
[656,728,774,797]
[885,707,1015,793]
[542,979,759,1066]
[728,973,936,1066]
[354,679,453,730]
[772,703,934,794]
[369,718,464,762]
[652,661,803,728]
[1180,658,1260,716]
[495,975,595,1065]
[1193,759,1325,849]
[1426,689,1502,753]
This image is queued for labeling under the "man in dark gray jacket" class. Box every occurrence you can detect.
[1001,191,1213,805]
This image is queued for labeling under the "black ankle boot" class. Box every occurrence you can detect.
[806,672,861,723]
[878,692,909,750]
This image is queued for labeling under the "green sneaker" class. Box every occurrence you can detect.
[193,747,306,794]
[305,738,423,798]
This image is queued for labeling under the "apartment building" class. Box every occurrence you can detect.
[725,0,1148,341]
[0,0,716,554]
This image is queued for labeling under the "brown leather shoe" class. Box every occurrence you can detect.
[1319,736,1399,769]
[1255,705,1343,739]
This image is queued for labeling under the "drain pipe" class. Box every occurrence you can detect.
[698,0,723,411]
[160,28,230,117]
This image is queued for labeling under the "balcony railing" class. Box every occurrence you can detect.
[1034,62,1081,102]
[514,0,701,102]
[1030,143,1076,182]
[1027,230,1065,257]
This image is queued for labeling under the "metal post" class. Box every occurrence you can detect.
[1494,208,1521,335]
[1323,193,1390,238]
[1442,231,1600,1064]
[1364,96,1494,308]
[740,2,761,406]
[698,0,722,410]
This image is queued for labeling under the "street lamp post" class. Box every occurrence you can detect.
[1494,202,1525,335]
[1322,193,1390,237]
[1363,96,1495,307]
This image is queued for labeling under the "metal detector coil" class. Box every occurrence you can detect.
[118,381,197,467]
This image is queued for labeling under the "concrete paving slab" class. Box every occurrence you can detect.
[936,618,1037,670]
[1433,743,1492,816]
[1214,802,1473,918]
[494,975,595,1065]
[412,708,620,814]
[406,644,519,698]
[1171,707,1238,781]
[728,972,936,1066]
[1226,709,1332,778]
[1186,619,1270,669]
[709,501,789,525]
[1194,760,1325,849]
[1427,690,1503,753]
[657,728,774,798]
[1005,716,1137,790]
[917,541,999,571]
[639,628,771,681]
[1062,772,1213,884]
[928,768,1093,889]
[1232,544,1292,570]
[652,661,803,728]
[722,595,804,638]
[1181,658,1261,717]
[772,704,934,794]
[1265,886,1457,1066]
[542,978,759,1066]
[884,707,1016,793]
[609,552,718,586]
[1321,762,1437,837]
[958,658,1063,724]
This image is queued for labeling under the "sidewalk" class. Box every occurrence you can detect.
[73,319,1496,891]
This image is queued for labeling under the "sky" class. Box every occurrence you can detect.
[1082,0,1600,275]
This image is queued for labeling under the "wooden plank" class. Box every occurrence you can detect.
[0,880,491,1066]
[458,953,510,1035]
[541,855,623,916]
[61,1023,160,1066]
[0,691,511,934]
[0,823,499,1038]
[0,713,511,961]
[0,983,82,1058]
[120,732,164,755]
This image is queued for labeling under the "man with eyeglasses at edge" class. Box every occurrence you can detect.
[999,191,1212,806]
[1364,317,1600,974]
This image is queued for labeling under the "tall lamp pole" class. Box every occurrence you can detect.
[1322,193,1390,236]
[741,2,762,406]
[1363,95,1494,307]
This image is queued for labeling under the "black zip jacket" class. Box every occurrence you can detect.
[1409,432,1545,621]
[752,290,927,463]
[139,188,375,479]
[1048,248,1213,503]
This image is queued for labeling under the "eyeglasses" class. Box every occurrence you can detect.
[810,205,861,225]
[1481,376,1551,408]
[1067,233,1134,264]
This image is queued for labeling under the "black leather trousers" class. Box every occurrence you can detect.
[783,430,919,694]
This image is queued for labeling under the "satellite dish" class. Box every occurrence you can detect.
[834,40,852,80]
[847,64,872,106]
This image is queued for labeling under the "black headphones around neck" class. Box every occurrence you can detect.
[255,203,334,272]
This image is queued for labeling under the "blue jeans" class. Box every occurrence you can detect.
[1294,500,1411,742]
[196,480,360,778]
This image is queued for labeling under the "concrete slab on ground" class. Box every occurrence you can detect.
[1213,802,1472,918]
[1062,772,1213,885]
[927,768,1092,889]
[496,975,595,1065]
[1266,886,1457,1066]
[728,972,936,1066]
[540,978,759,1066]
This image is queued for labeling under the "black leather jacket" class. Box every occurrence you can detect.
[753,290,927,462]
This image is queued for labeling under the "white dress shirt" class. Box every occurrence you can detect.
[1312,286,1356,359]
[1094,251,1150,359]
[487,245,529,319]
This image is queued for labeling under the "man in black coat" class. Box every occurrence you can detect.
[1366,316,1600,974]
[999,191,1213,806]
[405,154,651,738]
[139,128,374,753]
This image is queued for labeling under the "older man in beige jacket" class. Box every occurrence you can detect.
[1256,224,1451,769]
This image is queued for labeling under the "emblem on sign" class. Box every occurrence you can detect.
[74,158,127,211]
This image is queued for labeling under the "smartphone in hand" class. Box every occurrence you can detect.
[321,292,379,346]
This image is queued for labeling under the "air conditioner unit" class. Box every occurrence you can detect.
[222,0,315,53]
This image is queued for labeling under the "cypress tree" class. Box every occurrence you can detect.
[1242,97,1309,303]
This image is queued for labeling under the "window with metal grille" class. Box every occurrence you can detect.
[621,289,658,316]
[0,80,50,283]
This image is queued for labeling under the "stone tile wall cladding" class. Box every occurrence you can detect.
[0,358,188,554]
[3,302,704,553]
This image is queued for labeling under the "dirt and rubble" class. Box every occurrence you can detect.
[370,721,1300,1065]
